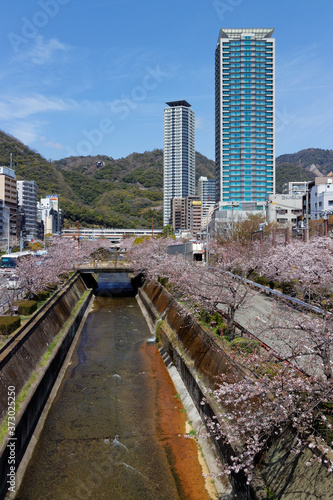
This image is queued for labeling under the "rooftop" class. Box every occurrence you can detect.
[218,28,274,41]
[166,100,191,108]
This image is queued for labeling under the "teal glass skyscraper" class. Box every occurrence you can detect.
[215,28,275,210]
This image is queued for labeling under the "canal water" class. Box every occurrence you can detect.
[16,274,212,500]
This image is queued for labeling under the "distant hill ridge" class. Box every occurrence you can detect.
[0,130,332,227]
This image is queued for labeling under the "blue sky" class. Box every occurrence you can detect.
[0,0,332,161]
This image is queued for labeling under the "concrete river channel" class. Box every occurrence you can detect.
[15,273,215,500]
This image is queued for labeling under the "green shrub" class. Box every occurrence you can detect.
[230,337,260,354]
[198,309,211,324]
[15,300,37,316]
[158,276,168,287]
[199,309,224,326]
[0,316,21,335]
[281,281,297,296]
[247,270,258,281]
[30,291,50,302]
[211,311,224,326]
[254,275,270,287]
[46,283,58,292]
[217,324,229,337]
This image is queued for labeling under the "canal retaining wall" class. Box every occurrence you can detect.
[138,280,333,500]
[0,273,93,500]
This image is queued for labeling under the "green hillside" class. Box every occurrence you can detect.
[0,131,215,229]
[54,149,215,228]
[275,162,315,193]
[0,130,74,199]
[276,148,333,175]
[1,129,332,227]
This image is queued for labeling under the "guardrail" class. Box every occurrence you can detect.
[0,289,26,315]
[82,259,132,269]
[209,266,324,315]
[0,272,80,356]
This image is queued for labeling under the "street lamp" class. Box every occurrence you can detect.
[305,182,310,242]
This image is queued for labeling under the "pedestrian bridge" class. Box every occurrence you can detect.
[78,260,134,273]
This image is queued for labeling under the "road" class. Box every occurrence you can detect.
[218,287,330,379]
[0,272,24,314]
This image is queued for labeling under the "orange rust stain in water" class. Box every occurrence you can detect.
[142,343,212,500]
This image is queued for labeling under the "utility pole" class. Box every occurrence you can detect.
[305,183,310,242]
[77,220,80,250]
[230,202,240,241]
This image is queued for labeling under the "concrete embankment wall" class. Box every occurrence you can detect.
[138,280,259,500]
[0,273,93,500]
[138,280,333,500]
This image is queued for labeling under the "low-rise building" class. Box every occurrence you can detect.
[0,166,17,238]
[170,196,202,236]
[307,176,333,220]
[198,176,215,227]
[266,182,307,226]
[37,194,63,236]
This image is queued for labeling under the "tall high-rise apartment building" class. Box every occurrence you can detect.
[215,28,275,213]
[17,180,38,240]
[163,100,195,226]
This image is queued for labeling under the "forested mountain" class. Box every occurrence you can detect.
[276,148,333,175]
[0,130,75,199]
[275,148,333,193]
[275,163,316,193]
[1,129,332,227]
[0,131,214,228]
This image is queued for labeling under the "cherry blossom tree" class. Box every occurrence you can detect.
[127,236,178,278]
[204,348,333,482]
[13,237,112,298]
[127,237,255,339]
[119,236,136,251]
[127,236,333,482]
[245,237,333,302]
[250,301,333,382]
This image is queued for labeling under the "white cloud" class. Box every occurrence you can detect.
[195,117,205,130]
[26,36,69,65]
[7,122,40,145]
[0,94,77,120]
[43,140,64,150]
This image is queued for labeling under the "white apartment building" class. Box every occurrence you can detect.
[198,176,215,226]
[267,181,306,226]
[38,195,63,235]
[309,177,333,219]
[17,180,38,240]
[163,100,195,226]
